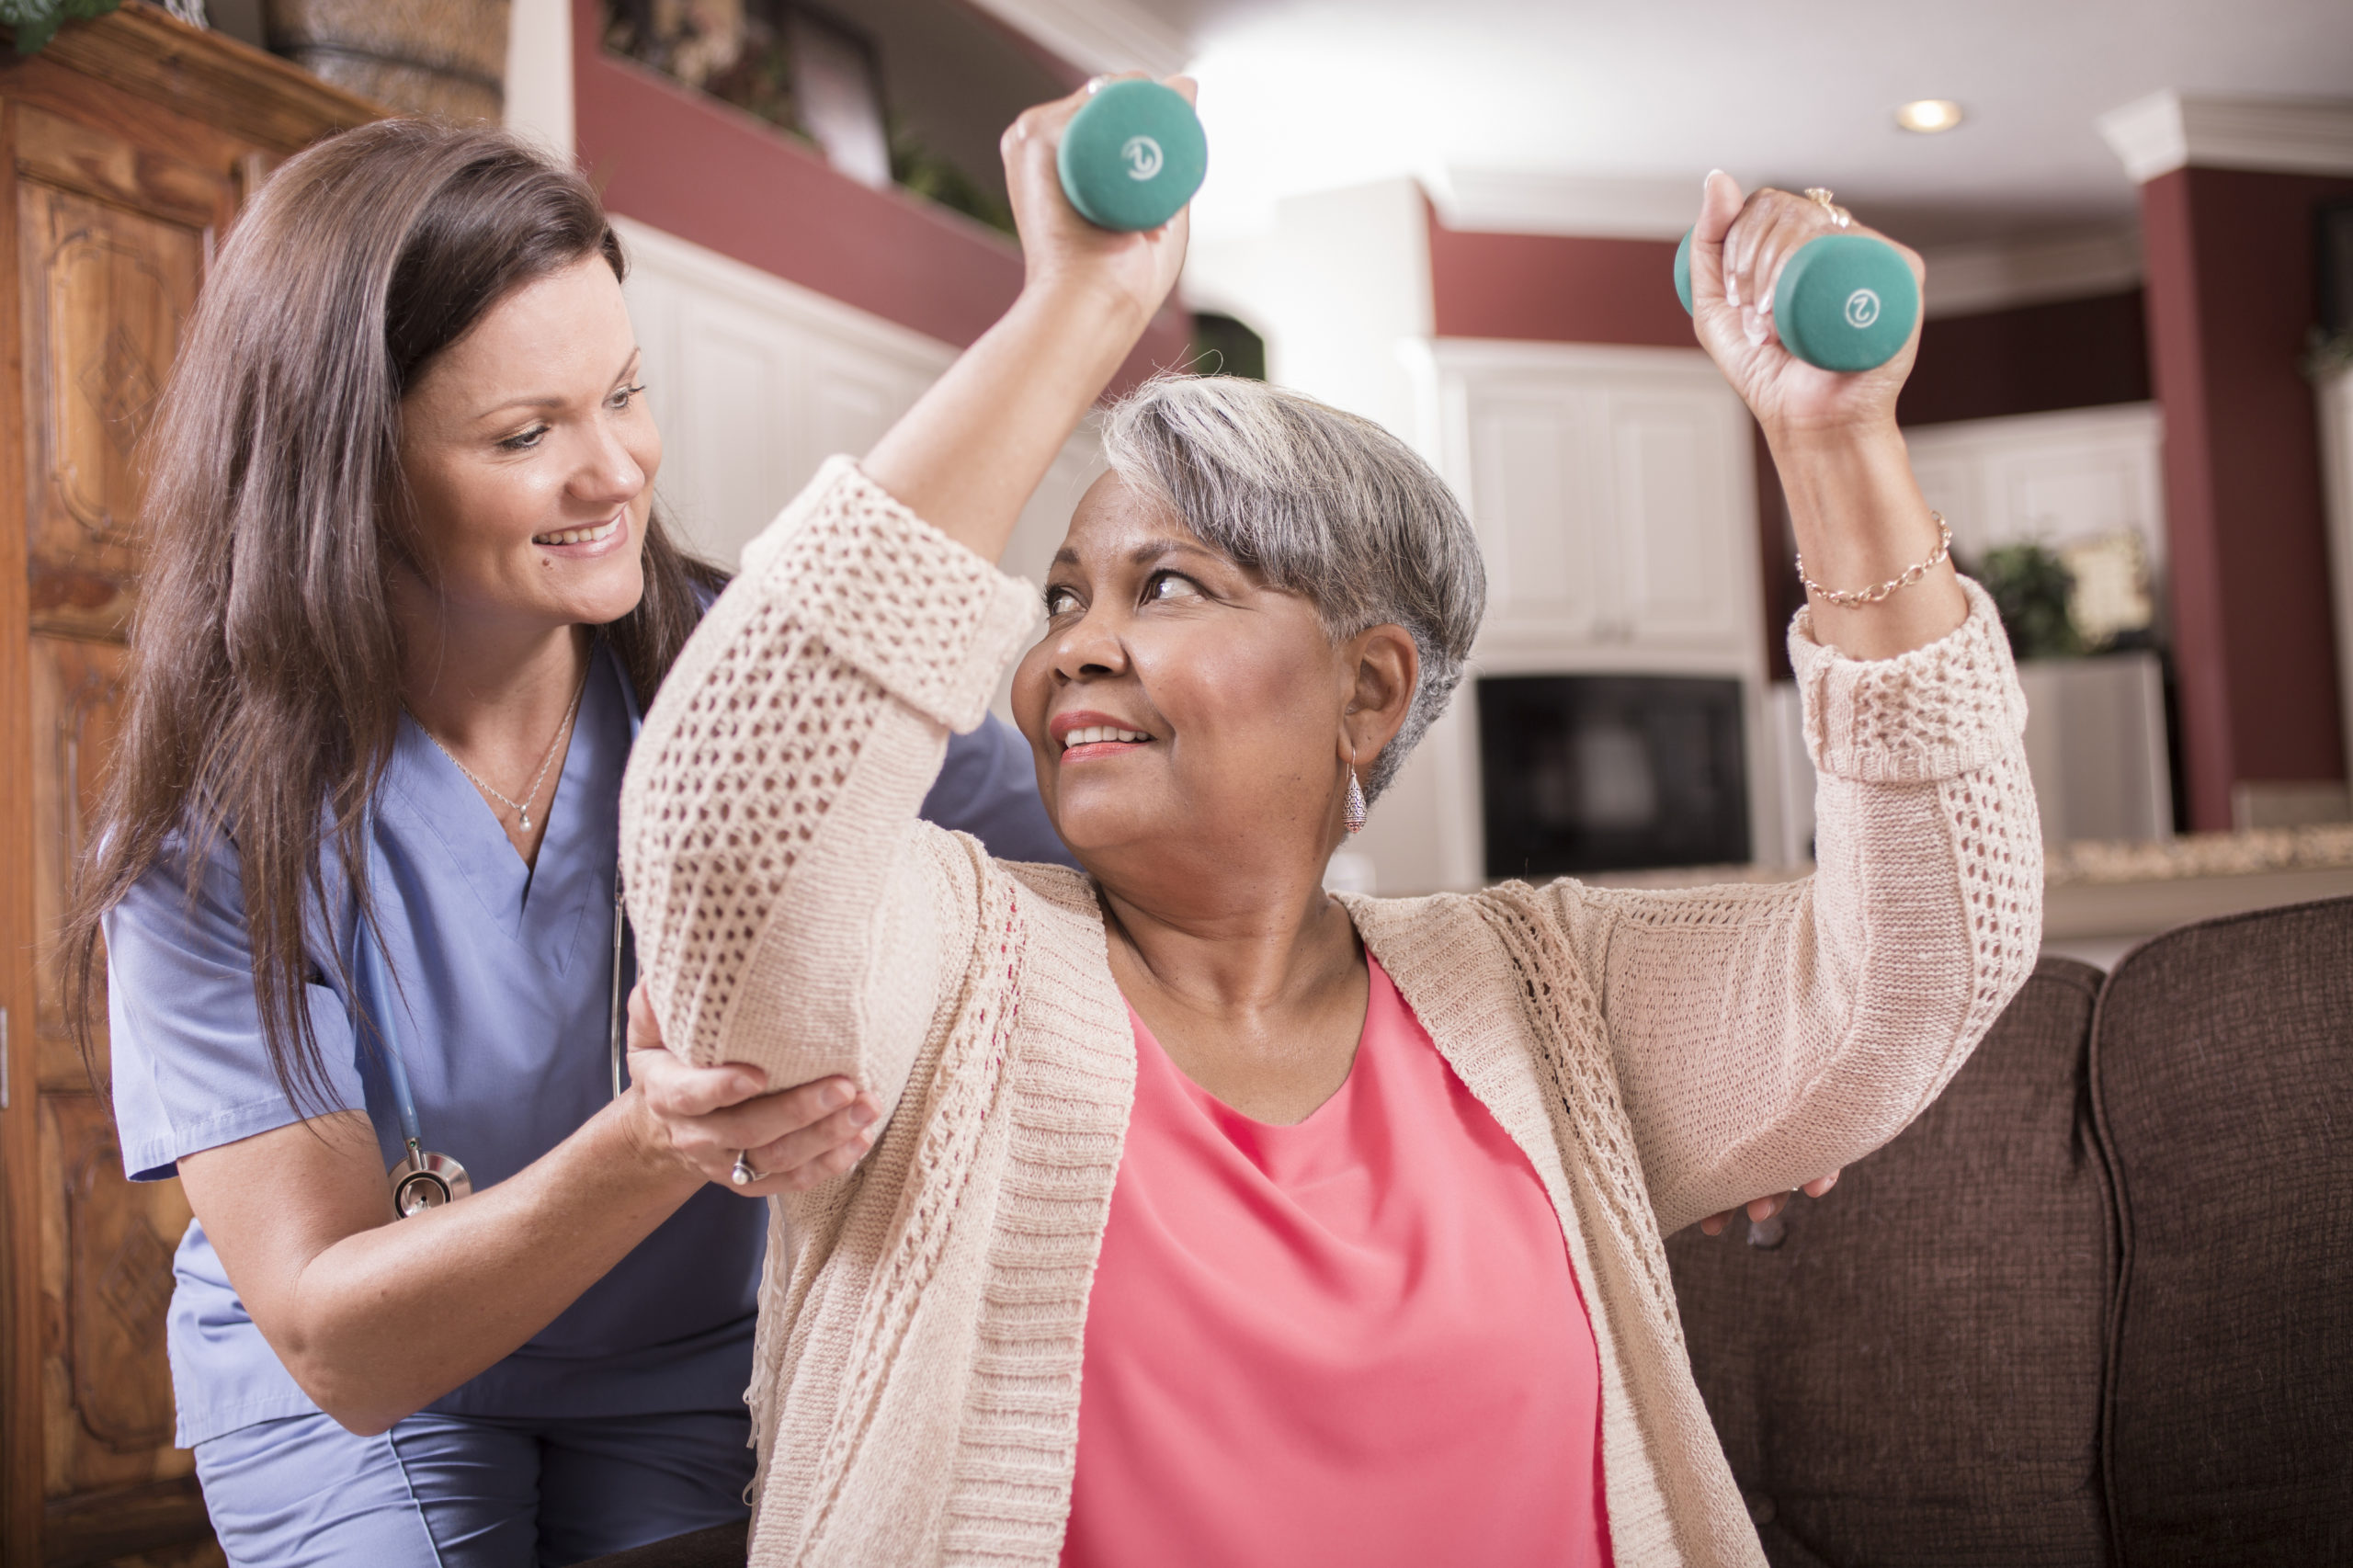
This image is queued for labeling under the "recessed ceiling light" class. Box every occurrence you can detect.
[1896,99,1965,133]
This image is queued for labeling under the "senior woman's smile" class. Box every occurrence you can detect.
[1051,714,1154,756]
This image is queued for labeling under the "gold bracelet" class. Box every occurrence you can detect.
[1796,513,1952,608]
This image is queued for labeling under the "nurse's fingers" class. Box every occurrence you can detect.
[631,1044,773,1119]
[639,1071,875,1189]
[743,1095,881,1191]
[684,1079,865,1165]
[748,1087,880,1172]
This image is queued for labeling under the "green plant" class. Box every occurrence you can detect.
[1978,541,2083,660]
[3,0,121,53]
[889,118,1013,235]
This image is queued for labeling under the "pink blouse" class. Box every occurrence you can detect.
[1060,956,1612,1568]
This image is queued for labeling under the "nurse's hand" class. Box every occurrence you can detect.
[625,983,881,1196]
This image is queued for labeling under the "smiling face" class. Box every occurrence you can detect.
[393,256,659,642]
[1010,472,1418,897]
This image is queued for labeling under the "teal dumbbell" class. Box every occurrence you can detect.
[1056,79,1207,232]
[1674,227,1918,371]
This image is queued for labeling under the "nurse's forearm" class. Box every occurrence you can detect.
[185,1093,700,1437]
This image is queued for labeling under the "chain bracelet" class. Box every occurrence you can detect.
[1795,513,1952,608]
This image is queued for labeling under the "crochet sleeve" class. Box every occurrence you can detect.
[619,458,1040,1103]
[1547,577,2041,1234]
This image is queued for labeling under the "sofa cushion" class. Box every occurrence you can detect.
[1665,957,2112,1567]
[2091,896,2353,1565]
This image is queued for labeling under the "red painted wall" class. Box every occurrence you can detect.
[570,0,1187,384]
[2141,165,2353,830]
[1426,218,1692,348]
[1897,290,2151,427]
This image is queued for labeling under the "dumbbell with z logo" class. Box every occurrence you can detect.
[1057,79,1207,233]
[1673,223,1919,372]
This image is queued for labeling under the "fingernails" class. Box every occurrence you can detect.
[818,1082,852,1111]
[1742,306,1768,346]
[1725,279,1740,308]
[1705,168,1723,187]
[847,1102,878,1128]
[733,1075,761,1097]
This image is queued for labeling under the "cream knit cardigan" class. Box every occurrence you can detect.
[620,458,2043,1568]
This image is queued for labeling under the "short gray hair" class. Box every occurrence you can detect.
[1099,375,1485,800]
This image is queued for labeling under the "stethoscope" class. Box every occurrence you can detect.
[357,655,640,1220]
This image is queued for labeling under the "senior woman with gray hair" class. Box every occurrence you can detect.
[617,80,2040,1568]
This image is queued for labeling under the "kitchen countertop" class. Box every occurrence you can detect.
[1581,824,2353,961]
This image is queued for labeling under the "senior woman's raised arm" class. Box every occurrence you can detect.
[1551,176,2040,1233]
[619,82,1188,1115]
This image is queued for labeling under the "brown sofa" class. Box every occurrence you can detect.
[1667,894,2353,1566]
[590,897,2353,1568]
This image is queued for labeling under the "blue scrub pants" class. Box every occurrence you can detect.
[194,1407,756,1567]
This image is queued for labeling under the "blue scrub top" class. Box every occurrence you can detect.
[106,641,1071,1447]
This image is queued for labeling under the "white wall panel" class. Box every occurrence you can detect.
[615,216,1099,605]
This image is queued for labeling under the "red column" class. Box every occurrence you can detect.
[2139,166,2353,830]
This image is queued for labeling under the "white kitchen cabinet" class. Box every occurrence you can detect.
[1404,339,1761,672]
[1900,403,2165,589]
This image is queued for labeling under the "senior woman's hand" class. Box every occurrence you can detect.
[1682,172,1968,662]
[998,74,1194,338]
[1697,1170,1841,1238]
[624,983,881,1197]
[862,74,1192,559]
[1684,173,1923,442]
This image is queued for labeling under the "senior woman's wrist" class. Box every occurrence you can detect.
[1768,418,1970,659]
[1011,269,1154,356]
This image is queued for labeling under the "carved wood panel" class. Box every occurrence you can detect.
[20,174,204,639]
[30,633,123,1088]
[40,1092,189,1460]
[0,21,376,1567]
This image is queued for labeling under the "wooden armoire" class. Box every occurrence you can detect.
[0,8,375,1564]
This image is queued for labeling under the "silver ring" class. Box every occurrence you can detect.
[730,1151,758,1187]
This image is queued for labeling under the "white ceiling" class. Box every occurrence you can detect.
[1093,0,2353,246]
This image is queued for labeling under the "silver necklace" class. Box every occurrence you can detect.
[416,668,587,835]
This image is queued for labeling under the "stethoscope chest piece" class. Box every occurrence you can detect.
[389,1139,472,1219]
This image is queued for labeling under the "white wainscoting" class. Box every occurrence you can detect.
[616,215,1100,610]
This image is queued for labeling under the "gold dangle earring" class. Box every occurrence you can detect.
[1344,745,1369,835]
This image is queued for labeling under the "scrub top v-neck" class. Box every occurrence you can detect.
[106,643,762,1446]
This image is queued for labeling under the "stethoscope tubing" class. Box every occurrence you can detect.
[357,643,642,1215]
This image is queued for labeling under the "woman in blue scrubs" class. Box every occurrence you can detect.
[65,121,1069,1566]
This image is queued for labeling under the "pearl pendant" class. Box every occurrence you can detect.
[518,810,532,832]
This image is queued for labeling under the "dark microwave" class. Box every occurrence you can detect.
[1477,674,1749,878]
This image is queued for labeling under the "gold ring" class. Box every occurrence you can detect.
[1803,187,1852,229]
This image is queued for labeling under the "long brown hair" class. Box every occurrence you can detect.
[64,119,724,1113]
